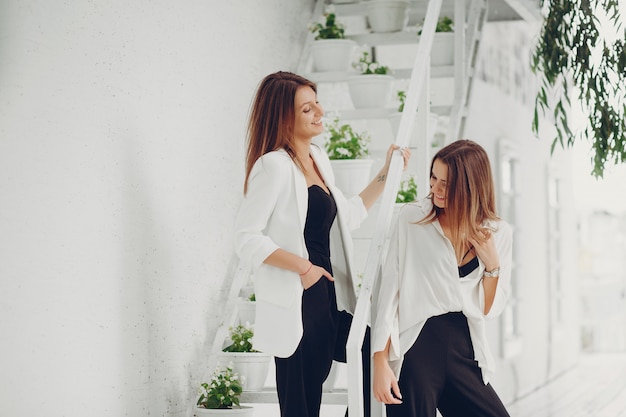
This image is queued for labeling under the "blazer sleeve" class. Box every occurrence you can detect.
[233,155,286,269]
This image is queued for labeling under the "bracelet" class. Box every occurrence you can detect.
[299,262,313,276]
[483,267,500,278]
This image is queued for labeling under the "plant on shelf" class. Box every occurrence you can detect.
[348,50,394,109]
[396,90,406,112]
[417,15,455,66]
[237,292,256,326]
[324,117,370,160]
[418,15,454,35]
[308,6,345,40]
[197,364,244,410]
[353,51,391,75]
[223,324,257,353]
[324,117,373,196]
[436,16,454,32]
[308,6,357,72]
[396,175,418,203]
[365,0,410,33]
[219,323,270,393]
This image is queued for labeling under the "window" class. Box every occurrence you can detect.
[497,139,523,358]
[547,166,564,327]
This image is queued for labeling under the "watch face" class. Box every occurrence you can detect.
[483,268,500,278]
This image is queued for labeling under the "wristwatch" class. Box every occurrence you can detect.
[483,267,500,278]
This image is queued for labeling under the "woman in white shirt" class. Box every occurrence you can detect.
[234,71,409,417]
[372,140,512,417]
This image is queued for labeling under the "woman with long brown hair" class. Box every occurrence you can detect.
[234,71,410,417]
[372,140,512,417]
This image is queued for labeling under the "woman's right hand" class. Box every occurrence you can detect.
[300,264,334,290]
[373,354,403,404]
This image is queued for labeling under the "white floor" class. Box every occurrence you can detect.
[506,352,626,417]
[247,353,626,417]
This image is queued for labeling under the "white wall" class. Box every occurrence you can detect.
[0,1,313,416]
[464,20,580,404]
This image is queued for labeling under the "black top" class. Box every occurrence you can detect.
[303,185,337,274]
[458,246,479,277]
[458,256,479,278]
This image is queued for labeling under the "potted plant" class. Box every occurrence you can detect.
[347,51,394,109]
[365,0,410,33]
[219,324,271,392]
[390,90,441,146]
[324,117,374,196]
[237,293,256,326]
[196,364,253,416]
[418,16,455,66]
[308,6,357,72]
[396,174,418,204]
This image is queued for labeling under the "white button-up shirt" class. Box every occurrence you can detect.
[372,197,513,384]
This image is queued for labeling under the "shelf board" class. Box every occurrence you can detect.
[305,65,454,84]
[346,30,419,46]
[323,106,452,121]
[327,108,398,120]
[241,388,348,405]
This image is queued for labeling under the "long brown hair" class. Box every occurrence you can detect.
[419,140,499,260]
[243,71,317,194]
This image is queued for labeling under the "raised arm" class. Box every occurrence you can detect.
[359,145,410,210]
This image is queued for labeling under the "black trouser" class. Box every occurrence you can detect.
[385,312,510,417]
[275,278,371,417]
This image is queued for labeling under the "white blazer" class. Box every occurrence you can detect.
[234,145,368,358]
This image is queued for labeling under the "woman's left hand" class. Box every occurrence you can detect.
[384,145,411,171]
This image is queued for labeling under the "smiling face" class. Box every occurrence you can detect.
[430,158,449,209]
[293,85,324,142]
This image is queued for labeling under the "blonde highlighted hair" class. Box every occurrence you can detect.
[419,140,499,260]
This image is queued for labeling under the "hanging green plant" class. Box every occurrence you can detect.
[531,0,625,178]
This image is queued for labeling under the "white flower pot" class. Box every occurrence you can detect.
[311,39,357,72]
[389,112,402,139]
[195,406,254,416]
[366,0,409,33]
[330,159,374,197]
[431,32,454,66]
[237,299,256,326]
[347,74,394,109]
[218,352,271,392]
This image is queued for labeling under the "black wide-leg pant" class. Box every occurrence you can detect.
[275,277,371,417]
[385,312,510,417]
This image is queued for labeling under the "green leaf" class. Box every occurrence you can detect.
[531,0,625,177]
